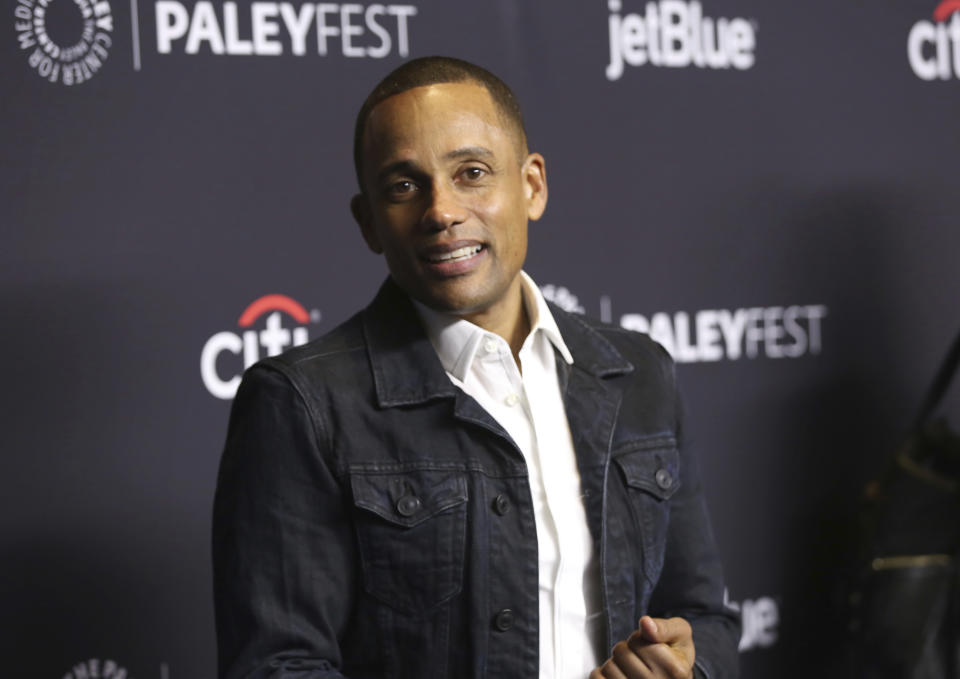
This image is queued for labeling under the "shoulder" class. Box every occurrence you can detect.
[242,309,370,399]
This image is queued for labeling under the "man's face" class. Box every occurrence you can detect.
[352,81,547,322]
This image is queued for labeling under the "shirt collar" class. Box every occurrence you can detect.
[412,271,574,382]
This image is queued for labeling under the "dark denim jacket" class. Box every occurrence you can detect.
[213,278,740,679]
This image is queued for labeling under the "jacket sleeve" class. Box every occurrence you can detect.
[647,369,741,679]
[212,363,356,678]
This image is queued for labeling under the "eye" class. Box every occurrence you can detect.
[387,180,418,197]
[461,167,487,182]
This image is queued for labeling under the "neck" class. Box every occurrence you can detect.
[460,276,530,368]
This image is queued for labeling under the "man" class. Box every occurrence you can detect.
[213,56,739,679]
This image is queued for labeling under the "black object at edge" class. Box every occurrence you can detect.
[914,327,960,432]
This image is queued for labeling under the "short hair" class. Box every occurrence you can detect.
[353,56,528,192]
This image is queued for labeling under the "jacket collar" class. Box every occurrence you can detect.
[362,277,633,408]
[362,277,459,408]
[411,271,574,383]
[549,302,634,379]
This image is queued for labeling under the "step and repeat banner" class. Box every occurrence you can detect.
[3,0,958,676]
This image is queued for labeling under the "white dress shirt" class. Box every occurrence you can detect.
[414,271,603,679]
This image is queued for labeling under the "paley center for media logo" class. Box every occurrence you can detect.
[908,0,960,80]
[14,0,418,86]
[606,0,757,81]
[62,657,176,679]
[14,0,115,85]
[62,658,131,679]
[201,294,320,400]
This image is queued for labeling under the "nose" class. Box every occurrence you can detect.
[420,181,466,231]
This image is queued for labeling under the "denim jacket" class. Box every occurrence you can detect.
[212,278,740,679]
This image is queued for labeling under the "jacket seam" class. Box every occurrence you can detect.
[336,460,533,478]
[611,434,678,453]
[288,344,366,365]
[600,381,624,656]
[260,358,334,457]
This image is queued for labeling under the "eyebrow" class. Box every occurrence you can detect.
[375,146,496,184]
[376,160,418,185]
[444,146,495,161]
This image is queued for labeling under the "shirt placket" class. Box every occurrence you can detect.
[480,334,564,677]
[525,335,583,678]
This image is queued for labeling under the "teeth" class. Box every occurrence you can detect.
[429,245,481,262]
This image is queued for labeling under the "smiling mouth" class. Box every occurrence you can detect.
[424,244,483,263]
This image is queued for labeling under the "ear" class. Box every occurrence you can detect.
[521,152,548,221]
[351,193,383,254]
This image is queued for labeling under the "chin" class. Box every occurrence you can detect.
[419,290,492,316]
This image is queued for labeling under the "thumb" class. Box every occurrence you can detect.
[639,616,691,644]
[639,616,662,641]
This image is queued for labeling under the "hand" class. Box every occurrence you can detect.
[589,616,695,679]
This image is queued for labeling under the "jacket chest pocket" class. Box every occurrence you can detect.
[349,469,468,615]
[613,446,681,584]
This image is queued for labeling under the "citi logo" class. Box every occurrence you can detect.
[908,0,960,80]
[200,294,318,399]
[606,0,756,81]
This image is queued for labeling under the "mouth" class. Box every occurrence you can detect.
[424,244,484,263]
[420,242,487,276]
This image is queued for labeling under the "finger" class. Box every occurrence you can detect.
[611,640,654,679]
[638,616,692,645]
[628,635,695,671]
[592,656,631,679]
[632,640,692,679]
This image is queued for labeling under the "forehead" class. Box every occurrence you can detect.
[361,82,518,168]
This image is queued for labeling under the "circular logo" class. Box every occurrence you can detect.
[62,657,131,679]
[13,0,113,86]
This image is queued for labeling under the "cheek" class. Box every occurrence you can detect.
[490,196,529,253]
[374,209,417,245]
[474,190,524,231]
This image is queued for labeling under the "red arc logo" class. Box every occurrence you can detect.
[934,0,960,21]
[238,294,310,327]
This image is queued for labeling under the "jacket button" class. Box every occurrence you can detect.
[655,468,673,490]
[493,608,515,632]
[396,494,421,517]
[493,494,510,515]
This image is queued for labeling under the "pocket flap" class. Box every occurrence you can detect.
[614,447,681,500]
[350,470,468,528]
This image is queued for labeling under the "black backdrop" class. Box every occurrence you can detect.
[4,1,959,677]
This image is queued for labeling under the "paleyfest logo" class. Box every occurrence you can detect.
[541,284,827,363]
[201,294,320,400]
[13,0,418,84]
[14,0,113,85]
[908,0,960,80]
[154,1,417,57]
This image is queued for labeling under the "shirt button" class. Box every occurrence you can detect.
[493,608,515,632]
[483,338,498,353]
[655,468,673,490]
[493,494,510,515]
[504,393,519,407]
[396,494,422,517]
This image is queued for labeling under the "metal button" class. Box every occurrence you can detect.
[396,494,421,517]
[483,338,498,353]
[504,393,519,407]
[655,468,673,490]
[493,494,510,515]
[493,608,515,631]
